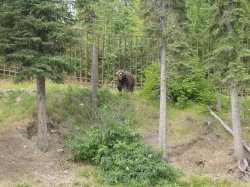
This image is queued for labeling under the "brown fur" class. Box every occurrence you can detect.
[116,70,135,92]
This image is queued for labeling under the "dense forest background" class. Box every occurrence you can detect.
[74,0,250,103]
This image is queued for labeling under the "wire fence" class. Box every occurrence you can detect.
[65,28,160,87]
[0,29,249,95]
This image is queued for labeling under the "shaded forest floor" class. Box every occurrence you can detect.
[0,80,250,186]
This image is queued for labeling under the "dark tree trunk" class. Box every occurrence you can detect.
[36,75,49,152]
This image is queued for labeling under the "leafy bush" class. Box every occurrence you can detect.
[66,122,180,186]
[142,62,161,100]
[142,62,217,107]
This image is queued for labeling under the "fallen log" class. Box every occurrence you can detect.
[208,107,250,153]
[209,107,250,181]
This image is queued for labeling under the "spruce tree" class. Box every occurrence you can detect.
[207,0,250,161]
[0,0,75,152]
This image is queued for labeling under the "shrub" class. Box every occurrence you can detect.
[142,63,217,107]
[142,62,161,100]
[65,122,180,186]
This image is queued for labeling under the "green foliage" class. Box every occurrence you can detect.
[142,62,161,100]
[75,0,143,35]
[51,86,95,128]
[142,63,217,107]
[182,176,233,187]
[0,0,76,83]
[169,77,216,107]
[0,90,36,127]
[97,88,136,125]
[66,122,180,186]
[16,184,32,187]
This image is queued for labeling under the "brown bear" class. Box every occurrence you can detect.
[116,70,135,92]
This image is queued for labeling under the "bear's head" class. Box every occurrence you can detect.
[116,70,125,81]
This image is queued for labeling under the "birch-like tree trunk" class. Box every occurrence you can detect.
[227,0,244,162]
[231,80,244,161]
[158,0,167,160]
[36,75,49,152]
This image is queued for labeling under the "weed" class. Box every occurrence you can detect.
[60,161,71,170]
[16,183,33,187]
[77,167,93,178]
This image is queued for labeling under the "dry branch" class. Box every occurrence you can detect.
[208,108,250,152]
[208,107,250,180]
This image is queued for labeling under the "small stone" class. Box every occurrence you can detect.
[57,148,64,153]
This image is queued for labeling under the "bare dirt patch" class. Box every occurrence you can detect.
[0,112,249,186]
[143,117,250,185]
[0,119,89,187]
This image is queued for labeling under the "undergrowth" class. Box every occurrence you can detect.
[142,63,217,108]
[0,90,36,126]
[65,122,181,186]
[64,88,181,186]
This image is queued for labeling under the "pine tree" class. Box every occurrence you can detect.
[0,0,75,152]
[207,0,250,161]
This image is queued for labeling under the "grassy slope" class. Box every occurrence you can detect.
[0,80,249,187]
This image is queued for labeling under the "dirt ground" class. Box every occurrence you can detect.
[143,119,250,186]
[0,117,250,186]
[0,118,88,187]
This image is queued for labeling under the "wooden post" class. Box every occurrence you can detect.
[107,36,110,83]
[135,37,138,78]
[217,96,222,111]
[124,37,127,70]
[130,36,132,73]
[74,45,77,81]
[102,35,105,86]
[85,33,89,83]
[202,38,204,63]
[3,64,6,78]
[92,46,98,108]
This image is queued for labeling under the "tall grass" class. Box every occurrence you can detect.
[0,90,36,127]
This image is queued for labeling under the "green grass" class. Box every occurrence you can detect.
[0,80,250,187]
[16,184,33,187]
[0,90,36,127]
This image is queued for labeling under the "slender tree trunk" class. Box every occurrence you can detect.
[227,0,244,162]
[158,0,167,160]
[231,80,244,161]
[36,75,49,152]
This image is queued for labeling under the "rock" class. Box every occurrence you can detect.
[57,148,64,153]
[51,129,58,133]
